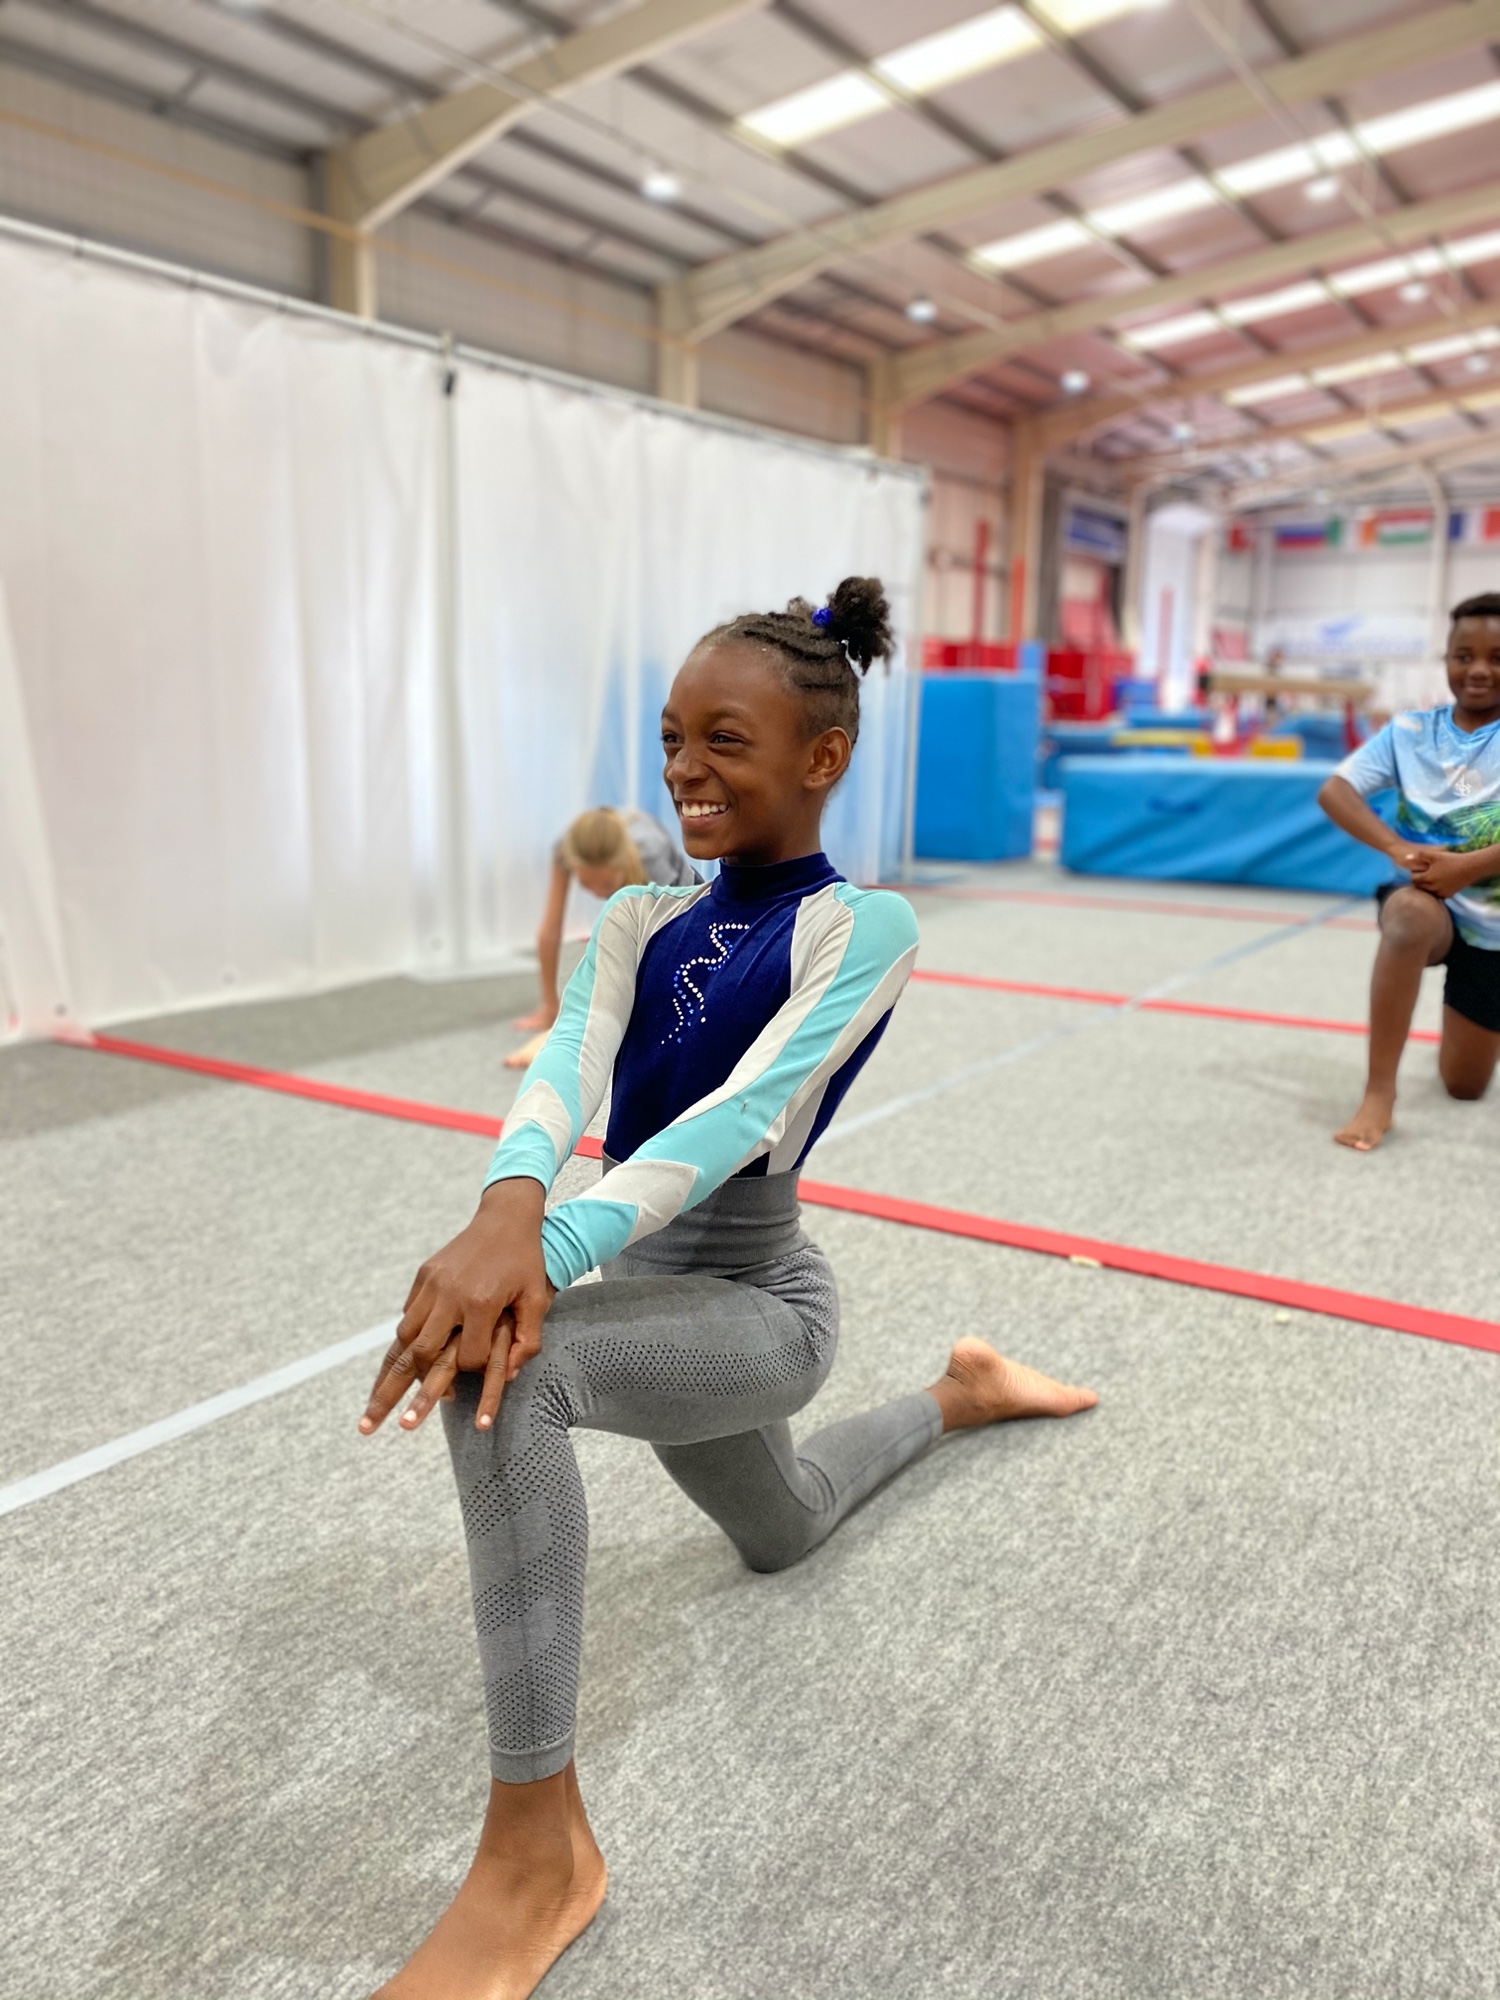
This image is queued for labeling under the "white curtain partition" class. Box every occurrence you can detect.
[0,231,925,1038]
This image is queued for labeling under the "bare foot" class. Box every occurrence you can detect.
[503,1030,549,1071]
[929,1337,1098,1435]
[375,1781,607,2000]
[510,1006,555,1033]
[1334,1087,1394,1152]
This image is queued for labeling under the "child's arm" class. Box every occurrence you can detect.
[1317,774,1408,861]
[513,859,571,1031]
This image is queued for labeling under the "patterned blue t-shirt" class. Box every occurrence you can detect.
[1338,704,1500,948]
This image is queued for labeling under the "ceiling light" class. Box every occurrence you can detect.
[1121,309,1221,349]
[906,296,938,323]
[1224,374,1311,405]
[1466,353,1491,375]
[1090,177,1219,236]
[1406,333,1490,365]
[1359,79,1500,155]
[641,169,681,202]
[1399,279,1429,303]
[1060,368,1091,393]
[738,71,890,147]
[1221,279,1330,325]
[876,7,1039,94]
[1330,249,1443,297]
[1451,229,1500,268]
[1312,353,1403,387]
[1171,421,1195,442]
[1307,175,1340,200]
[1217,133,1356,199]
[971,217,1091,268]
[1034,0,1168,31]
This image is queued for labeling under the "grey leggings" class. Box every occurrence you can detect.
[441,1170,943,1783]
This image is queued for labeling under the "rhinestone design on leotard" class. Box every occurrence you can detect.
[661,920,751,1044]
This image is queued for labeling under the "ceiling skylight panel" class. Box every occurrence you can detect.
[1304,416,1377,442]
[738,71,891,146]
[1311,353,1403,386]
[875,6,1040,93]
[1220,279,1331,325]
[1450,230,1500,268]
[1034,0,1168,31]
[971,217,1092,267]
[1121,309,1223,349]
[1224,374,1312,404]
[1216,133,1356,197]
[1357,80,1500,155]
[1406,329,1500,365]
[1329,250,1444,297]
[1090,177,1219,236]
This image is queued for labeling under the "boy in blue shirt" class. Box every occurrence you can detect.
[1319,592,1500,1150]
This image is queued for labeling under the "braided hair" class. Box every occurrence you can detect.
[699,575,895,746]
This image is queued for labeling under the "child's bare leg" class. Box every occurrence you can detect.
[1438,1004,1500,1102]
[374,1763,606,2000]
[1337,887,1451,1151]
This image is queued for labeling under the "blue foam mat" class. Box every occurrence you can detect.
[1059,755,1396,895]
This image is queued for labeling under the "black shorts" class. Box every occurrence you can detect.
[1377,882,1500,1033]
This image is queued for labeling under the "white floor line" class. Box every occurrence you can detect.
[0,1319,397,1519]
[814,898,1363,1152]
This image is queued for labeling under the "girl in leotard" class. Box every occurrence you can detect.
[506,807,698,1070]
[359,577,1098,2000]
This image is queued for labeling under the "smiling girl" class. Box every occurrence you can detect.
[360,577,1097,2000]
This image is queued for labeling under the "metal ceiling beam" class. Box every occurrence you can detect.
[1227,421,1500,506]
[325,0,768,314]
[1115,381,1500,470]
[1032,294,1500,452]
[658,0,1500,344]
[871,177,1500,413]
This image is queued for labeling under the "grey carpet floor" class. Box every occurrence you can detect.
[3,861,1497,2000]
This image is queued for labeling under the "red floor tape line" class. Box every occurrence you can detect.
[889,884,1378,930]
[68,1031,1497,1357]
[907,968,1442,1044]
[796,1181,1500,1358]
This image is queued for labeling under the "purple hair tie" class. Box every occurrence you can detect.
[812,606,832,628]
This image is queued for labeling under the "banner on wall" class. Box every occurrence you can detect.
[1063,503,1127,564]
[1259,613,1428,659]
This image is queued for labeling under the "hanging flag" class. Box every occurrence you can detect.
[1275,519,1340,549]
[1447,506,1500,545]
[1357,507,1433,547]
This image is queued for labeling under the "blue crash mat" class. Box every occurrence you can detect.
[1059,755,1396,894]
[915,670,1040,861]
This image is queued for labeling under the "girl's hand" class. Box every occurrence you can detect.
[1405,847,1473,899]
[360,1180,556,1436]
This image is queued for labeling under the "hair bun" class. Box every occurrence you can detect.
[822,576,894,674]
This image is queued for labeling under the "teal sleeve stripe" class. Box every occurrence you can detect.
[483,1123,558,1193]
[482,922,603,1192]
[540,1199,639,1291]
[540,888,918,1283]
